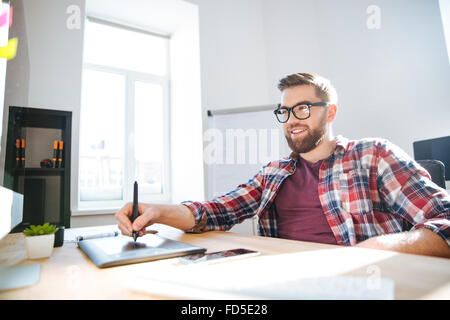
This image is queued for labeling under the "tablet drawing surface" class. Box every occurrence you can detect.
[78,234,206,268]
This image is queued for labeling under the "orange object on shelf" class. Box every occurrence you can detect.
[53,140,58,168]
[58,140,64,167]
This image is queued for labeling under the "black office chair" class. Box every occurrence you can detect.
[416,160,446,189]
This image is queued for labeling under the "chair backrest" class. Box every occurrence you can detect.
[416,159,446,189]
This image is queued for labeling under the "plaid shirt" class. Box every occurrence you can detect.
[182,135,450,247]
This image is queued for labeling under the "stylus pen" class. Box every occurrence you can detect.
[76,231,119,242]
[131,181,139,242]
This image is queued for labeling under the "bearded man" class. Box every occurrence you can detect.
[116,72,450,258]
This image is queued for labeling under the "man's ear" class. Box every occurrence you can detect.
[327,104,337,123]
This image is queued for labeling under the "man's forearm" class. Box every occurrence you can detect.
[156,204,196,231]
[356,228,450,258]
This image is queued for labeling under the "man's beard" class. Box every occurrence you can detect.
[285,118,327,154]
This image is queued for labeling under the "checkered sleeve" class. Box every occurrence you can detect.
[376,140,450,247]
[181,167,265,233]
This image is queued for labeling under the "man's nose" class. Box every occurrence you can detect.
[286,114,304,125]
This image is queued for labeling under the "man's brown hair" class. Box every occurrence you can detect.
[277,72,338,104]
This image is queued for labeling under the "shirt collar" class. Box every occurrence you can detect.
[334,135,349,154]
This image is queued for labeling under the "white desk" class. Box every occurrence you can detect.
[0,224,449,299]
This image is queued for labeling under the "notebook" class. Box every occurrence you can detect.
[78,234,206,268]
[128,272,395,300]
[126,256,395,299]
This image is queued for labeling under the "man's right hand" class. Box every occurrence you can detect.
[115,202,161,237]
[115,203,197,237]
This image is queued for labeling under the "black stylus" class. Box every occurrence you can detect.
[131,181,139,242]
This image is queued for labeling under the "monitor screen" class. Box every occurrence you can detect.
[0,184,23,240]
[0,1,10,186]
[413,136,450,180]
[0,1,22,240]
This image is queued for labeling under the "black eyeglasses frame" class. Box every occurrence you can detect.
[274,102,330,123]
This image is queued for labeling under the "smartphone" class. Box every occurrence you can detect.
[178,248,260,265]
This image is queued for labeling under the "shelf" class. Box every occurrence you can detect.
[5,106,72,229]
[14,167,65,176]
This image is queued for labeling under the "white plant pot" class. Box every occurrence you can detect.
[25,234,55,259]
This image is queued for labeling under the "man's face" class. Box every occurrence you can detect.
[280,85,330,154]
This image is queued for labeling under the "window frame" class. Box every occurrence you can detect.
[77,18,171,212]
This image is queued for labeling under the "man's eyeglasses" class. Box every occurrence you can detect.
[274,102,330,123]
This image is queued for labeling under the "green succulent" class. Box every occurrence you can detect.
[23,223,58,237]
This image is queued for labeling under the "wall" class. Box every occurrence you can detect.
[263,0,450,156]
[4,0,85,123]
[190,0,271,111]
[1,0,30,185]
[190,0,450,158]
[24,0,85,110]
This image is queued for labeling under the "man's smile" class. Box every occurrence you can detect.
[289,127,308,137]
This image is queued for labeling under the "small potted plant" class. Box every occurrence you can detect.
[23,223,58,259]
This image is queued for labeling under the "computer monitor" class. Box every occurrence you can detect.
[0,1,20,240]
[0,0,10,184]
[0,185,38,293]
[0,185,23,240]
[413,136,450,181]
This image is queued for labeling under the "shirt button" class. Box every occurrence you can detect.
[288,169,294,173]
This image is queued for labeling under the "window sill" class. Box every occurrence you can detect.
[71,208,120,216]
[71,197,173,216]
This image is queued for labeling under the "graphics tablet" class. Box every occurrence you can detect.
[78,234,206,268]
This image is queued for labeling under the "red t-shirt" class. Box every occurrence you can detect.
[274,158,338,245]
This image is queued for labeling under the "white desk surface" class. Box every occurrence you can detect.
[0,224,449,299]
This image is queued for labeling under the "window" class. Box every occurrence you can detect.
[79,18,170,209]
[440,0,450,64]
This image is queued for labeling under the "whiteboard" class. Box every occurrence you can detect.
[206,107,288,199]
